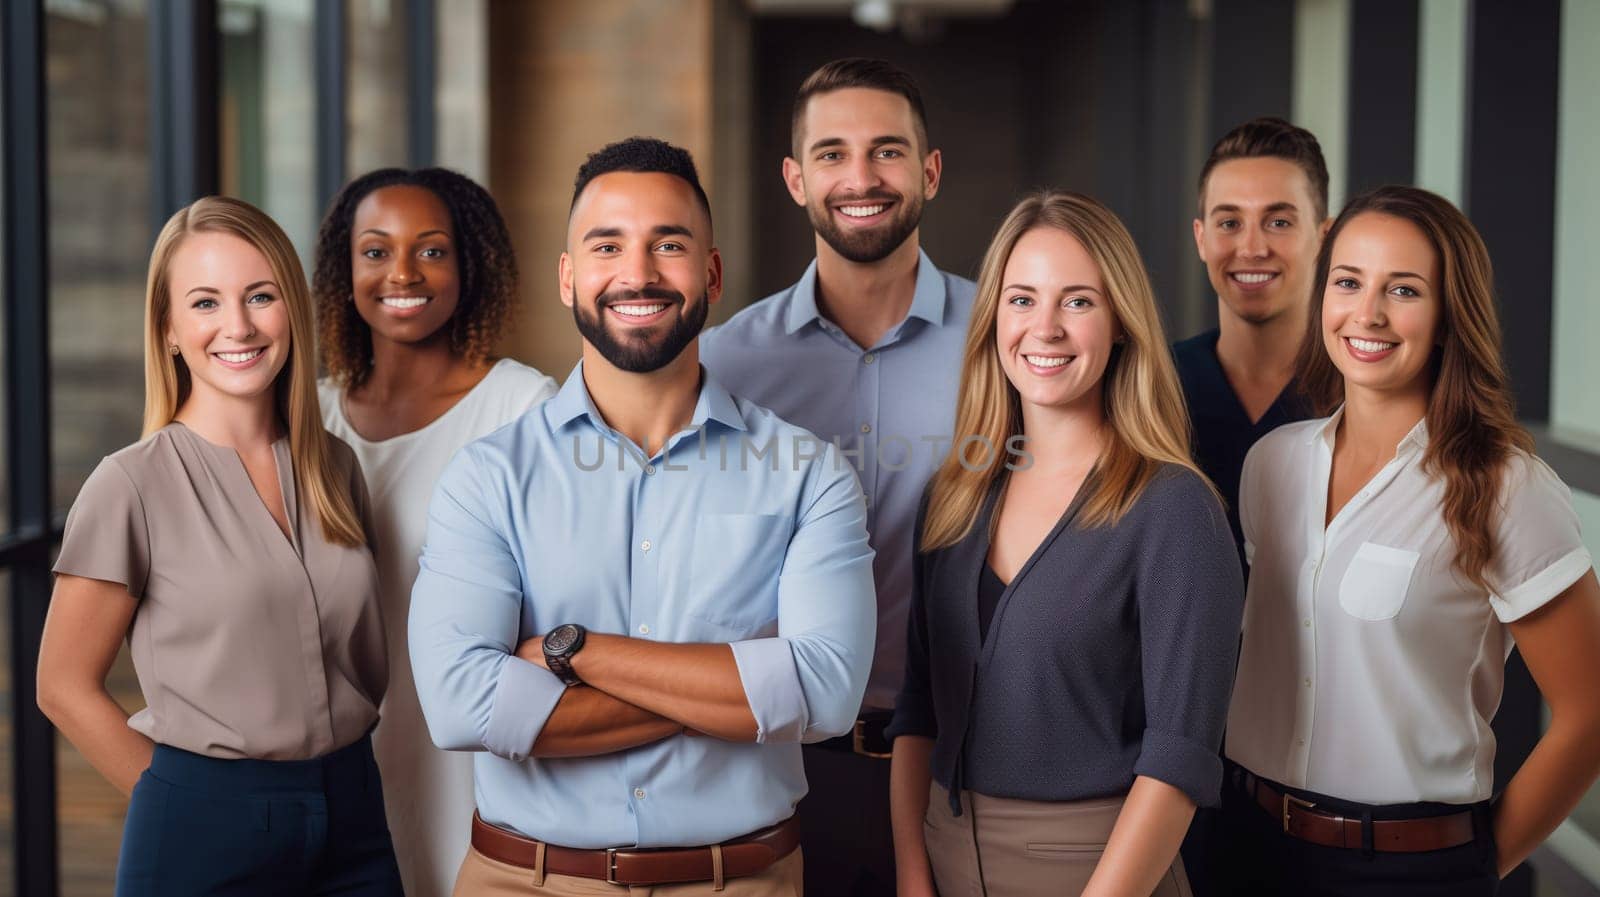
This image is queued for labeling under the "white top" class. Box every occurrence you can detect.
[319,358,557,897]
[1226,410,1592,805]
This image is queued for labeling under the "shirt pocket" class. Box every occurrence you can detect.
[685,512,789,634]
[1338,542,1420,622]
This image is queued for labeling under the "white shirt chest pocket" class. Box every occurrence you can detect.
[1338,542,1421,622]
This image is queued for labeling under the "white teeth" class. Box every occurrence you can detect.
[1232,272,1275,284]
[216,349,264,364]
[381,296,430,308]
[838,204,885,218]
[1348,337,1396,353]
[1024,355,1070,368]
[612,303,668,317]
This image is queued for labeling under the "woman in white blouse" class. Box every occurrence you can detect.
[313,168,557,897]
[1220,184,1600,896]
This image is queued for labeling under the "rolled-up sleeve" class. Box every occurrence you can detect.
[1132,470,1246,807]
[732,443,875,744]
[408,444,566,760]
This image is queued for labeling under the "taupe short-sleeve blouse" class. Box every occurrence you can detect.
[53,422,388,760]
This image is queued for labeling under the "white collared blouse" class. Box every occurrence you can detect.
[1226,410,1592,805]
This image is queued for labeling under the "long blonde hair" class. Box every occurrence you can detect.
[144,196,366,548]
[923,191,1207,551]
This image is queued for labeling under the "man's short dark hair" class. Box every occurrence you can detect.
[571,137,712,220]
[1198,117,1330,219]
[790,57,929,158]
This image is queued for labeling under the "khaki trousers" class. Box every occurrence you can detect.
[924,783,1192,897]
[452,845,803,897]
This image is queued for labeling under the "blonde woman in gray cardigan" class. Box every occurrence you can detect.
[888,191,1244,897]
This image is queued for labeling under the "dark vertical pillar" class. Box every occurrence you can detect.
[1,1,59,894]
[149,0,220,230]
[1208,0,1294,142]
[1467,10,1561,896]
[1464,0,1558,423]
[406,0,435,168]
[1345,0,1419,196]
[316,0,347,209]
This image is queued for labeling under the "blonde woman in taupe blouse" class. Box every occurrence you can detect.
[36,197,402,897]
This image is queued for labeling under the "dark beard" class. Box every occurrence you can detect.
[573,286,709,374]
[808,191,924,263]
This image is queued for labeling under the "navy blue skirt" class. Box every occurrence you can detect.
[115,734,403,897]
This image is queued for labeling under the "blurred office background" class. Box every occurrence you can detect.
[2,0,1598,894]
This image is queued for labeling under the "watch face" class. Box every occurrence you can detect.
[546,624,580,653]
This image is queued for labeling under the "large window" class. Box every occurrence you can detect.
[44,4,151,890]
[347,0,411,178]
[46,0,150,516]
[5,2,459,891]
[219,0,318,260]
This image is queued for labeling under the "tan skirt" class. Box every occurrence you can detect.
[923,783,1191,897]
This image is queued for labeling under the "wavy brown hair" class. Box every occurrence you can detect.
[313,167,518,388]
[923,191,1208,551]
[144,196,365,547]
[1297,185,1533,591]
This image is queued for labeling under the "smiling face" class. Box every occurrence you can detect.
[1321,211,1442,403]
[349,184,461,347]
[784,87,941,264]
[994,227,1120,417]
[560,171,722,374]
[164,231,293,405]
[1194,156,1325,326]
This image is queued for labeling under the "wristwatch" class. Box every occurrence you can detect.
[542,623,587,686]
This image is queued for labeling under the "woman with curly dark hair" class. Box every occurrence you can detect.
[313,167,556,897]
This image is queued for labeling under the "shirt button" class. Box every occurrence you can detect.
[860,423,872,434]
[863,353,876,364]
[638,624,650,635]
[634,788,646,799]
[1303,619,1312,628]
[1304,677,1312,688]
[640,539,652,552]
[644,464,656,475]
[1297,739,1306,747]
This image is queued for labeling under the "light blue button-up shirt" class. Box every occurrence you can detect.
[408,363,875,849]
[701,250,975,709]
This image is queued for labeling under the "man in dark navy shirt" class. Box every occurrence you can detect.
[1175,117,1332,559]
[1174,117,1330,897]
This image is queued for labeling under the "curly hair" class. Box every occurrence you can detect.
[313,167,518,388]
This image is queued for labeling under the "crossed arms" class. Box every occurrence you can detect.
[407,440,877,762]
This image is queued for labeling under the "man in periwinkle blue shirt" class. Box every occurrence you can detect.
[700,58,975,897]
[409,137,876,896]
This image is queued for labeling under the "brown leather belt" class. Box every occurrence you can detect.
[1246,774,1476,853]
[470,812,800,886]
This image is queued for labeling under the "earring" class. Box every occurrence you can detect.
[168,344,180,355]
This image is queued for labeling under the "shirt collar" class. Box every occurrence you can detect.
[1309,405,1431,455]
[783,247,949,334]
[549,360,749,436]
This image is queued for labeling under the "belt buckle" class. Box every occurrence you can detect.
[1281,793,1316,833]
[852,718,892,759]
[605,847,619,885]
